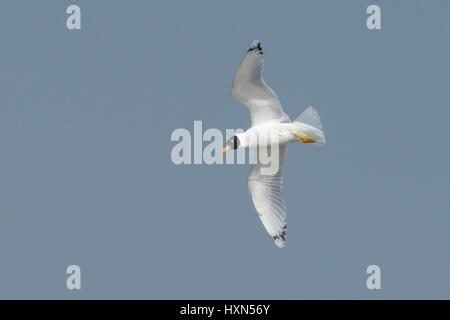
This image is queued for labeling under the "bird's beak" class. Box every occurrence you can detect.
[221,146,230,154]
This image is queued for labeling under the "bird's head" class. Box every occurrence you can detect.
[221,135,241,153]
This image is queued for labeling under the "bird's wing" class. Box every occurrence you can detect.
[248,145,287,248]
[231,40,289,126]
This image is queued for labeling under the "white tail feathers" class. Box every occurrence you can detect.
[295,106,323,130]
[294,106,326,144]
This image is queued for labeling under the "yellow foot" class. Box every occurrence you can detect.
[296,133,315,143]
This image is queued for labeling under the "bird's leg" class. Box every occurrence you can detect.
[296,133,315,143]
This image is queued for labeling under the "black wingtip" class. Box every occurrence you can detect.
[272,225,287,246]
[248,40,263,55]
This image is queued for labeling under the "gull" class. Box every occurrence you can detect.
[222,40,326,248]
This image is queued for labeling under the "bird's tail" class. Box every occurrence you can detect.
[294,106,326,144]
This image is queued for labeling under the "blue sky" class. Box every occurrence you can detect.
[0,0,449,298]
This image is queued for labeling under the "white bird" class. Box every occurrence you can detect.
[222,40,326,248]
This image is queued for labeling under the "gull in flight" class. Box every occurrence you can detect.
[222,40,326,248]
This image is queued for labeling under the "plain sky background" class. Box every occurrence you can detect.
[0,0,449,299]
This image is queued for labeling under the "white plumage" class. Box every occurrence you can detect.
[226,40,326,248]
[231,41,290,126]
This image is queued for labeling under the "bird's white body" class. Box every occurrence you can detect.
[226,40,326,248]
[236,120,325,149]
